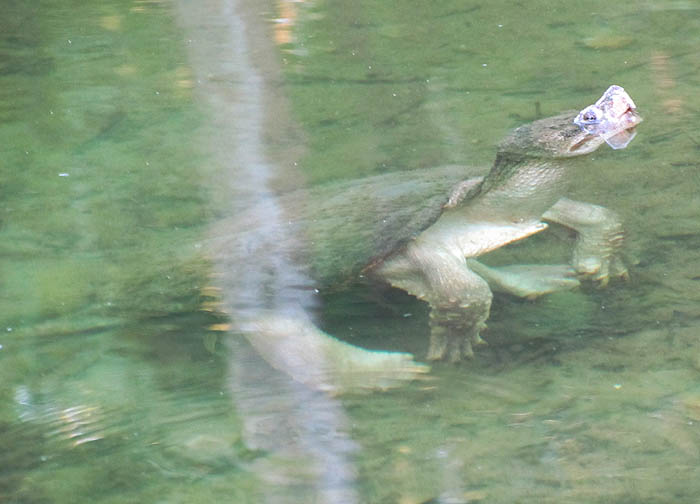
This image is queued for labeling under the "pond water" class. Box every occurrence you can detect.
[2,0,700,502]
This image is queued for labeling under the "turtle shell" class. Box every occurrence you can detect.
[210,164,487,295]
[284,164,486,287]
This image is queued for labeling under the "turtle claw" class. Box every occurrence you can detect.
[574,251,628,288]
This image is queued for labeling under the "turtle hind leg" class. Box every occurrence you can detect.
[466,259,580,299]
[242,312,429,394]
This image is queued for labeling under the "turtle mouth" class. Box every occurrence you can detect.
[568,132,604,153]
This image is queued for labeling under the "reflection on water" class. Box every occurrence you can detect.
[2,0,700,502]
[228,339,360,503]
[175,0,365,500]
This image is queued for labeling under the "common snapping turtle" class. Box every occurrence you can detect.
[213,86,641,392]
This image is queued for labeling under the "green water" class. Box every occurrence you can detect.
[2,0,700,502]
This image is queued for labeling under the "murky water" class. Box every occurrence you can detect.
[2,0,700,502]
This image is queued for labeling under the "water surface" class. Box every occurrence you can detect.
[2,0,700,503]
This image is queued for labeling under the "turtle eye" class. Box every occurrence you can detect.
[583,110,597,122]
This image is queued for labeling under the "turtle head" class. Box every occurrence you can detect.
[498,86,642,160]
[498,112,606,159]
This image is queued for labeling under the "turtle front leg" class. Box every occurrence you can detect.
[425,264,491,362]
[378,246,493,362]
[427,307,489,362]
[543,197,628,286]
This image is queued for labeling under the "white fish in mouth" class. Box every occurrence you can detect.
[574,85,642,149]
